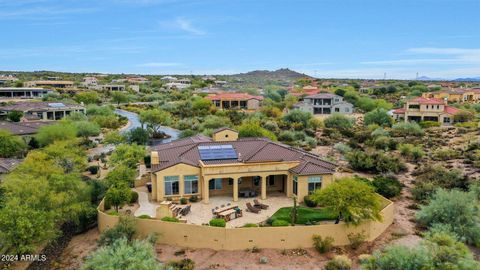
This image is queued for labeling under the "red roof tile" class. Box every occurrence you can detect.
[444,106,462,115]
[392,108,406,114]
[410,97,445,105]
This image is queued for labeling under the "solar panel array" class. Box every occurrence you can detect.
[198,145,238,160]
[48,103,66,108]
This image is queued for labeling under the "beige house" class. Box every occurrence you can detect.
[149,128,336,204]
[25,80,74,88]
[392,97,463,125]
[422,88,480,103]
[205,93,263,112]
[0,102,85,121]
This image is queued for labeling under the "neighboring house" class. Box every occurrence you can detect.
[205,93,264,111]
[0,102,86,121]
[0,158,22,177]
[93,84,126,91]
[422,88,480,103]
[0,75,18,86]
[165,82,190,90]
[149,128,337,203]
[0,121,53,136]
[161,76,178,82]
[293,93,353,115]
[392,97,463,125]
[81,77,98,87]
[127,77,149,84]
[25,80,74,88]
[0,88,52,99]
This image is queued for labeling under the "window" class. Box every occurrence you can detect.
[334,108,340,112]
[308,176,322,193]
[240,100,247,108]
[164,176,179,195]
[253,176,261,186]
[268,176,275,186]
[443,117,450,123]
[293,176,298,195]
[408,104,420,109]
[184,175,198,194]
[209,178,223,190]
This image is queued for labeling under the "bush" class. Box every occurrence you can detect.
[372,175,402,198]
[325,255,352,270]
[364,108,392,127]
[419,121,440,128]
[303,195,318,207]
[180,197,188,205]
[431,148,459,161]
[189,195,199,203]
[98,216,136,246]
[411,165,468,202]
[243,223,259,227]
[87,165,100,175]
[138,215,151,219]
[272,219,290,226]
[312,235,334,253]
[346,150,405,174]
[209,218,226,227]
[398,144,424,161]
[334,143,352,154]
[324,113,355,130]
[129,191,139,204]
[167,258,195,270]
[161,216,180,222]
[391,122,424,137]
[347,231,366,250]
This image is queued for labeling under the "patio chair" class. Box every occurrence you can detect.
[254,199,269,209]
[246,202,261,214]
[227,203,231,206]
[221,204,225,208]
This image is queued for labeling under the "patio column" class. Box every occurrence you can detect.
[286,174,293,197]
[233,178,239,202]
[203,178,209,204]
[261,176,267,200]
[151,174,157,201]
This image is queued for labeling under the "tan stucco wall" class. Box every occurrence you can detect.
[153,163,201,201]
[212,130,238,142]
[98,196,394,250]
[247,99,261,110]
[295,174,334,200]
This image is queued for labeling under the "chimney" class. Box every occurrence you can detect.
[151,151,159,165]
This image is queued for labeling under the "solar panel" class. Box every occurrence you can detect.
[198,145,238,160]
[48,103,66,108]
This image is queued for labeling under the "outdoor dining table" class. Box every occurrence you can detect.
[213,204,238,215]
[218,209,237,221]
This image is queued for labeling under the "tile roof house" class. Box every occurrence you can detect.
[293,93,354,115]
[0,121,53,135]
[392,97,466,125]
[422,88,480,103]
[205,93,264,112]
[0,158,22,175]
[149,129,336,203]
[0,102,86,121]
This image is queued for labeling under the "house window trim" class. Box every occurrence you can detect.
[308,176,322,194]
[164,176,180,196]
[184,175,199,195]
[209,178,223,190]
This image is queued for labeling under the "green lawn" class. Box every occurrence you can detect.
[271,207,337,224]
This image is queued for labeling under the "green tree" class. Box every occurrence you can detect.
[109,144,145,168]
[6,110,23,122]
[74,91,100,105]
[105,185,131,212]
[35,123,77,146]
[126,127,149,145]
[313,178,382,225]
[238,120,277,141]
[0,130,27,158]
[364,108,392,127]
[103,131,126,145]
[73,121,101,141]
[82,238,162,270]
[105,164,136,188]
[98,215,136,246]
[284,94,299,109]
[283,110,312,129]
[324,113,355,130]
[111,91,130,105]
[416,189,480,246]
[192,98,212,116]
[139,109,171,136]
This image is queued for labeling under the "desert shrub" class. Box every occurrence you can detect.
[129,191,139,204]
[416,189,480,246]
[272,219,289,226]
[419,121,440,128]
[98,216,136,246]
[161,216,179,223]
[453,111,473,122]
[312,235,334,253]
[166,258,195,270]
[361,245,433,270]
[431,148,460,161]
[138,215,151,219]
[188,195,199,203]
[398,144,424,161]
[372,135,397,151]
[364,108,392,127]
[454,121,478,129]
[324,113,355,130]
[325,255,352,270]
[87,165,99,175]
[334,143,352,154]
[372,175,402,198]
[371,127,389,137]
[209,218,226,227]
[412,165,468,202]
[303,195,318,207]
[347,231,366,250]
[179,197,188,205]
[278,130,295,142]
[243,223,259,227]
[346,150,405,174]
[391,122,424,137]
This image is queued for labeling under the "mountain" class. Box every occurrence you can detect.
[233,68,311,80]
[416,76,444,81]
[452,77,480,82]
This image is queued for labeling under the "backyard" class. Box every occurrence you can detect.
[271,207,337,224]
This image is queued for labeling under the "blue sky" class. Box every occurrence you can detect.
[1,0,479,79]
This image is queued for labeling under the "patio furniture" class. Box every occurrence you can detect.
[146,183,152,193]
[218,209,236,221]
[246,202,261,213]
[235,207,243,218]
[213,204,238,215]
[254,199,269,209]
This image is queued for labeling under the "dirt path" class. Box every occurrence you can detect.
[50,229,100,270]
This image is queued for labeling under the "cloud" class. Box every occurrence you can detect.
[160,17,206,35]
[407,47,480,55]
[136,62,182,67]
[0,6,96,19]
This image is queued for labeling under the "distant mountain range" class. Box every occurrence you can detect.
[417,76,480,82]
[233,68,311,80]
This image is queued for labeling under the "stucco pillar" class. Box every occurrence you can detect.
[286,174,293,197]
[179,175,185,198]
[261,176,267,200]
[151,174,157,201]
[233,178,239,202]
[203,178,210,204]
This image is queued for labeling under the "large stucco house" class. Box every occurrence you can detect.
[149,128,336,204]
[422,88,480,103]
[293,93,354,115]
[206,93,264,112]
[392,97,464,125]
[0,102,86,121]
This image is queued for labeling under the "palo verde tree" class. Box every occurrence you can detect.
[139,109,171,137]
[312,178,383,225]
[0,130,27,158]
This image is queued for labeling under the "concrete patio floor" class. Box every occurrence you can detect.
[187,193,294,228]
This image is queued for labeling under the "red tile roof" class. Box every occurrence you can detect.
[409,97,445,105]
[444,106,462,115]
[205,93,264,101]
[150,134,336,175]
[392,108,406,114]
